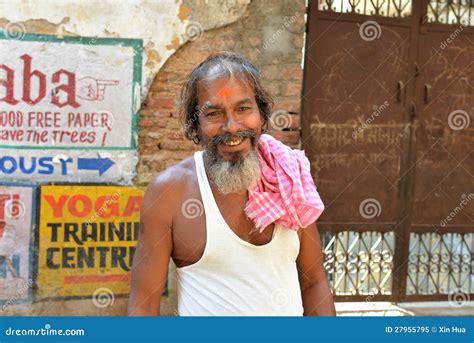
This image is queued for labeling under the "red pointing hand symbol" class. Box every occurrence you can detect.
[77,77,119,101]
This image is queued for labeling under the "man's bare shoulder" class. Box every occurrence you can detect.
[142,156,196,216]
[151,156,195,185]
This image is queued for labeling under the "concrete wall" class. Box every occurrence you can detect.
[0,0,306,316]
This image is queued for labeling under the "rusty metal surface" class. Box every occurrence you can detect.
[411,26,474,228]
[303,3,413,225]
[303,18,409,225]
[303,0,473,301]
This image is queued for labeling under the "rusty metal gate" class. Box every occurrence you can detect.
[302,0,473,302]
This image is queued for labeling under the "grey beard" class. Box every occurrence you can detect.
[206,149,261,195]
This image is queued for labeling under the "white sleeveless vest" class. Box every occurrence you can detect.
[175,151,304,316]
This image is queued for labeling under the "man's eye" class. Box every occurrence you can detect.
[237,107,251,112]
[207,111,220,116]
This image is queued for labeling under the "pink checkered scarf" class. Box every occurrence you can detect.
[245,134,325,233]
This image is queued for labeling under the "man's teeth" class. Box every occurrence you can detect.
[223,137,244,146]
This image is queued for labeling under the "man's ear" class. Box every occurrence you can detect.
[195,127,204,145]
[261,117,268,133]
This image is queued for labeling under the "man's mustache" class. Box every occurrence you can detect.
[208,129,257,146]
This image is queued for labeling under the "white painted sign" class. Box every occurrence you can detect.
[0,184,35,305]
[0,33,142,183]
[0,149,138,184]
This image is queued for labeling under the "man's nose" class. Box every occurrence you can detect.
[222,112,241,133]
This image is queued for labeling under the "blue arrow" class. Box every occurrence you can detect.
[77,155,114,176]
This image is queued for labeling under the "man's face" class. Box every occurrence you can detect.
[197,74,264,162]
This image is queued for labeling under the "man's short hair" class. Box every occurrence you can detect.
[179,51,274,144]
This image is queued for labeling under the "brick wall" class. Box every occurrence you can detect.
[136,0,306,186]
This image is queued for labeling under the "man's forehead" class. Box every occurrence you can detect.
[216,87,232,97]
[198,74,254,99]
[202,97,254,109]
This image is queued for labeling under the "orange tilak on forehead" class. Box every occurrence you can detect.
[216,87,232,98]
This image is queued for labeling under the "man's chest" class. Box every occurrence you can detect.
[171,189,275,268]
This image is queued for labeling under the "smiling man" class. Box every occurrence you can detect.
[128,52,336,316]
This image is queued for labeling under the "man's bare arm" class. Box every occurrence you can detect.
[127,175,174,316]
[296,222,336,316]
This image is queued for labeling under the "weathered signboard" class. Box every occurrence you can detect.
[0,183,35,306]
[0,32,142,184]
[37,185,143,299]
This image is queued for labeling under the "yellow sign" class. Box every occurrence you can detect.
[37,185,143,299]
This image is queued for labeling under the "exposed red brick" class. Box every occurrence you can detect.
[140,109,156,117]
[154,110,173,118]
[261,65,279,80]
[156,117,171,128]
[276,99,302,113]
[138,119,154,128]
[270,130,301,146]
[290,114,301,130]
[282,82,302,97]
[281,66,303,80]
[160,140,183,151]
[148,94,175,109]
